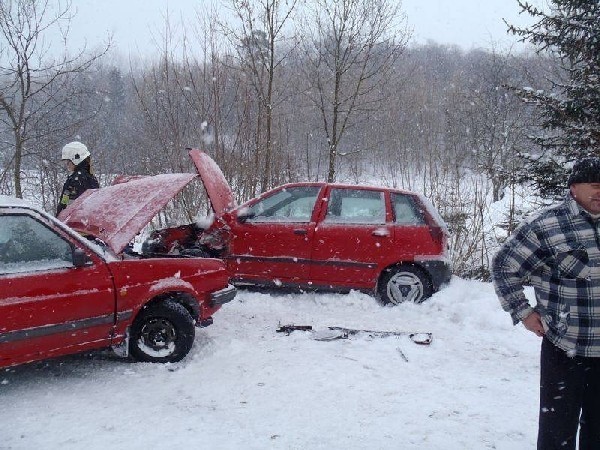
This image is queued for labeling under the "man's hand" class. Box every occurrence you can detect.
[522,311,545,337]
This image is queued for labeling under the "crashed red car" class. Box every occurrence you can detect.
[0,176,235,369]
[142,150,452,304]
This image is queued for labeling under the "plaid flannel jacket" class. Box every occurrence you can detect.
[492,194,600,357]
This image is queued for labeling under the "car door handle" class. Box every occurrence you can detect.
[293,229,307,235]
[372,229,390,237]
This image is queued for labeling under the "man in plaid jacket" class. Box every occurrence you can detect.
[492,157,600,450]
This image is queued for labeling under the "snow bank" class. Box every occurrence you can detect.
[0,277,540,449]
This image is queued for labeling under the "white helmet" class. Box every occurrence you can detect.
[61,141,90,164]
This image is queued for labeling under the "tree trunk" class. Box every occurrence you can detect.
[13,134,23,198]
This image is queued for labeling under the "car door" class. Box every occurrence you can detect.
[309,187,392,289]
[389,192,439,255]
[0,211,115,367]
[227,185,322,285]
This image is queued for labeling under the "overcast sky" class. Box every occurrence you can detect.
[67,0,544,57]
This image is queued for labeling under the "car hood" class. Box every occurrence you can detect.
[58,173,198,254]
[189,149,236,216]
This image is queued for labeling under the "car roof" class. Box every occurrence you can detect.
[275,182,419,196]
[0,195,35,209]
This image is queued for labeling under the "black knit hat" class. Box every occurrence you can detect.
[567,157,600,186]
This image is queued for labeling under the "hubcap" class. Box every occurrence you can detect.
[139,318,177,355]
[387,271,424,304]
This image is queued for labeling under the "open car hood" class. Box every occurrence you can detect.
[189,149,237,216]
[58,173,198,254]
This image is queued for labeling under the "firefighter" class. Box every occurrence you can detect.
[57,141,99,215]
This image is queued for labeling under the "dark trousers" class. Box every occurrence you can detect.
[538,338,600,450]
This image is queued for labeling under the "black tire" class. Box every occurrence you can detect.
[129,300,195,363]
[378,265,433,305]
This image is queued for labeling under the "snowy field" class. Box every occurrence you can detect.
[0,277,540,450]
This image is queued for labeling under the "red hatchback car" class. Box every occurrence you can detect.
[0,176,235,369]
[141,150,451,304]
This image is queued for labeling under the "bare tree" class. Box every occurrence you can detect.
[300,0,409,182]
[0,0,109,198]
[131,54,187,173]
[220,0,299,192]
[446,48,531,201]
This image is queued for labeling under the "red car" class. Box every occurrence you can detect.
[141,150,451,304]
[0,176,235,369]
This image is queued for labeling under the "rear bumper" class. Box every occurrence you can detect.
[210,284,237,307]
[420,259,452,291]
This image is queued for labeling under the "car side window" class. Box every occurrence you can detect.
[246,186,320,223]
[0,214,74,274]
[324,189,385,224]
[391,193,426,225]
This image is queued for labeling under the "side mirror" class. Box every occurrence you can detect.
[72,248,91,268]
[237,211,256,224]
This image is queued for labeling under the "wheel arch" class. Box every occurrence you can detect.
[137,291,201,323]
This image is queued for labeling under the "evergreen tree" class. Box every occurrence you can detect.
[508,0,600,197]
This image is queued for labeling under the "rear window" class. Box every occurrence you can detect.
[391,193,426,225]
[416,193,448,230]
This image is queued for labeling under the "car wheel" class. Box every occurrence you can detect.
[378,265,433,305]
[129,300,195,363]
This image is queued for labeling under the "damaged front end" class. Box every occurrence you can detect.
[141,221,229,259]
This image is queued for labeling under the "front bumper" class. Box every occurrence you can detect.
[210,284,237,307]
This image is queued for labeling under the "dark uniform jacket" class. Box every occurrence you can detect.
[56,168,99,215]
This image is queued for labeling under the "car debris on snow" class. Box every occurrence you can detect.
[275,324,433,345]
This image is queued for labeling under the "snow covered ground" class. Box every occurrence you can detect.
[0,277,540,450]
